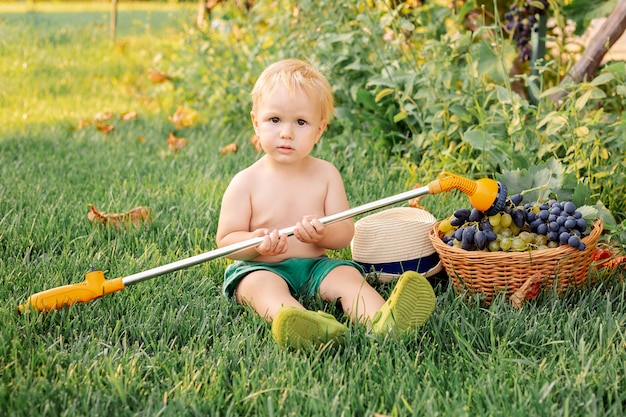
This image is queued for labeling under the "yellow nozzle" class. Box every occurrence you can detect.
[428,172,507,215]
[17,270,125,313]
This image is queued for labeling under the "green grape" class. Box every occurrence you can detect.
[535,234,548,246]
[519,231,533,244]
[500,213,513,228]
[488,240,500,252]
[438,217,453,233]
[511,237,527,251]
[500,228,513,238]
[489,213,501,227]
[500,237,512,251]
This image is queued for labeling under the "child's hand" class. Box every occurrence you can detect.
[255,228,288,256]
[294,215,324,244]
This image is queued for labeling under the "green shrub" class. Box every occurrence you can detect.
[166,0,625,220]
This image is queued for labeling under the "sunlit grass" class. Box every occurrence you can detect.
[0,2,194,131]
[1,3,625,417]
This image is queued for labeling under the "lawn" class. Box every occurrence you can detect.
[1,2,625,416]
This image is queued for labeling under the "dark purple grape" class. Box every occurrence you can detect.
[559,232,570,245]
[578,241,586,251]
[530,218,544,232]
[454,227,465,241]
[510,193,523,206]
[462,227,475,245]
[450,216,465,227]
[469,208,483,222]
[564,201,576,215]
[564,219,577,229]
[512,209,525,228]
[480,220,493,232]
[531,223,548,236]
[474,230,486,250]
[454,208,470,220]
[568,235,580,248]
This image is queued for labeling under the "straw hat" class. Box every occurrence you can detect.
[351,207,442,283]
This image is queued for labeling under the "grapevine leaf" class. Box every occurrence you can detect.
[571,180,591,207]
[497,159,590,203]
[577,205,599,230]
[463,128,495,150]
[593,201,618,230]
[498,168,528,196]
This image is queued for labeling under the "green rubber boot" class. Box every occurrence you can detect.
[272,306,347,350]
[371,271,436,337]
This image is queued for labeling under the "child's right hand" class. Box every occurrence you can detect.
[254,228,288,257]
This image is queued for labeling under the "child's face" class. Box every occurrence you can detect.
[251,83,327,164]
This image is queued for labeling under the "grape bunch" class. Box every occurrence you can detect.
[503,0,550,62]
[438,193,591,252]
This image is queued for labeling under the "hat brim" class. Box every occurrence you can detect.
[351,207,441,283]
[357,255,443,283]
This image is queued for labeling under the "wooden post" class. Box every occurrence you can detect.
[197,0,207,28]
[552,0,626,102]
[110,0,118,39]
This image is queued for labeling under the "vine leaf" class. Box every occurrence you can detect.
[497,159,573,202]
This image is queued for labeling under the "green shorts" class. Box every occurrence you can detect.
[222,256,365,298]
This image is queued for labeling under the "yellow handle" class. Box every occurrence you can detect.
[17,270,125,313]
[428,172,478,195]
[428,172,505,214]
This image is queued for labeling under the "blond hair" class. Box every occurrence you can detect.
[251,59,335,123]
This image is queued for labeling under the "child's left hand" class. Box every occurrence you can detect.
[293,215,324,244]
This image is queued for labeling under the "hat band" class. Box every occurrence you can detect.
[355,252,440,276]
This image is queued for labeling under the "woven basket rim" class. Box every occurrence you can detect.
[428,218,603,261]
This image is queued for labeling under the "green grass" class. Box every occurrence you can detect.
[1,3,625,416]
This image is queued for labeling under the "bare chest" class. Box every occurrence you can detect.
[249,176,328,230]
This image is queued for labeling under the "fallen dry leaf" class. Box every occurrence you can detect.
[94,111,114,122]
[510,273,543,309]
[148,68,169,83]
[249,134,262,153]
[168,132,188,152]
[87,204,151,230]
[220,142,238,155]
[77,119,94,130]
[96,123,115,135]
[121,111,138,121]
[168,105,198,129]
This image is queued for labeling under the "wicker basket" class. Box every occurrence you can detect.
[428,219,603,303]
